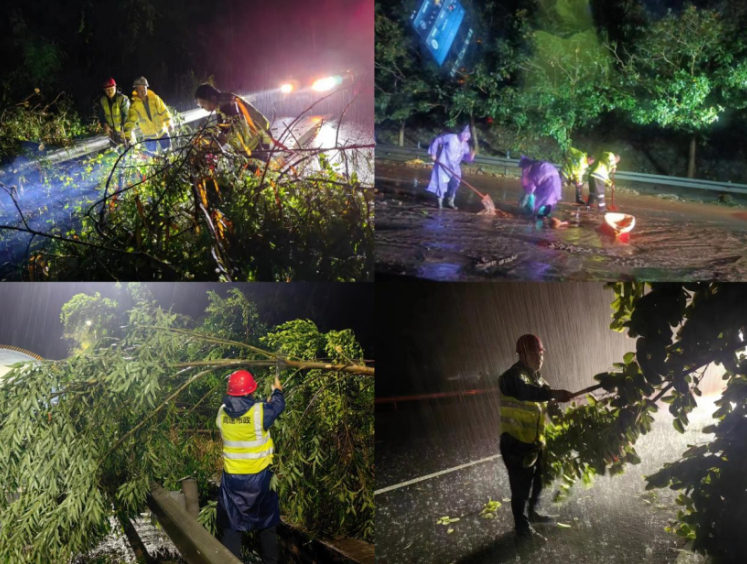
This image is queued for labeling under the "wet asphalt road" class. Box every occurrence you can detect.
[375,397,714,564]
[375,161,747,281]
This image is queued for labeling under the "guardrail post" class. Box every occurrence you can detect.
[147,481,243,564]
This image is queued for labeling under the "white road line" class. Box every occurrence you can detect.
[374,454,502,496]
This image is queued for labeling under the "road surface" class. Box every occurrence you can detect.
[375,160,747,281]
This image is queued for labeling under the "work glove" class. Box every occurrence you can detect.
[551,389,573,403]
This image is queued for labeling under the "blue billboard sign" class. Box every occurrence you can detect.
[411,0,466,67]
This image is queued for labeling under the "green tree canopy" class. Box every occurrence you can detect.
[545,282,747,563]
[0,285,374,563]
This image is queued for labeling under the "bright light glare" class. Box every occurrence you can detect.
[280,83,294,94]
[85,320,92,326]
[312,76,342,92]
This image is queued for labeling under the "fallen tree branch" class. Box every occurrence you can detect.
[172,358,374,376]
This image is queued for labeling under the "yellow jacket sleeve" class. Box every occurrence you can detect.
[123,101,139,140]
[155,94,172,129]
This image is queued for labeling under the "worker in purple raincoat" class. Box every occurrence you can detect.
[427,125,476,209]
[518,157,563,218]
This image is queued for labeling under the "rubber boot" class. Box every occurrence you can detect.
[447,197,457,210]
[437,197,443,209]
[575,185,585,205]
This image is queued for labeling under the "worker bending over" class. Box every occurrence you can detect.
[216,369,285,563]
[497,335,572,540]
[560,148,594,204]
[518,157,567,227]
[195,83,274,160]
[587,152,620,213]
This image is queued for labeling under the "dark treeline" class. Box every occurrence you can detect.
[1,0,371,115]
[376,0,747,179]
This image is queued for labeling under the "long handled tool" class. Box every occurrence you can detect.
[436,160,497,215]
[571,384,603,399]
[609,184,619,211]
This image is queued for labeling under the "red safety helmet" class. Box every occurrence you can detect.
[227,370,257,396]
[103,78,117,88]
[516,334,544,355]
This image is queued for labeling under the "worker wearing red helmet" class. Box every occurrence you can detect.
[497,334,573,541]
[97,78,130,147]
[216,369,285,563]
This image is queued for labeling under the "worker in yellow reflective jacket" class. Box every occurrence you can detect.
[560,148,595,204]
[194,83,274,161]
[587,151,620,213]
[97,78,130,147]
[498,334,573,541]
[123,76,173,153]
[216,369,285,563]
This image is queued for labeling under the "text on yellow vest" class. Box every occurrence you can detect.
[216,403,275,474]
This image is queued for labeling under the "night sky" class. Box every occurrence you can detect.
[0,0,373,110]
[0,283,374,360]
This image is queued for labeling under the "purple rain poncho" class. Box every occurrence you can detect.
[519,157,562,213]
[426,126,475,197]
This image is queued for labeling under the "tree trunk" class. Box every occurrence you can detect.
[470,113,479,155]
[687,135,697,178]
[117,514,155,564]
[398,120,405,147]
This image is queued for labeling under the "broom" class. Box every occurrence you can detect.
[436,160,497,215]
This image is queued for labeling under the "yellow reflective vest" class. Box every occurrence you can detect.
[590,151,618,186]
[99,93,129,133]
[216,403,275,475]
[124,90,172,141]
[499,369,548,445]
[561,147,589,185]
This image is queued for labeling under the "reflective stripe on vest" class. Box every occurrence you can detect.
[217,403,275,474]
[101,95,123,132]
[499,373,546,444]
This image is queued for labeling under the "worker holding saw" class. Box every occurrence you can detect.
[97,78,130,148]
[426,125,476,210]
[216,369,285,563]
[496,334,573,541]
[587,151,620,213]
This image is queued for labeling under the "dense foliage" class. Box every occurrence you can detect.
[0,285,374,563]
[544,283,747,563]
[0,122,374,281]
[376,0,747,168]
[0,90,96,163]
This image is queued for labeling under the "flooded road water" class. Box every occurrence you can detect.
[375,161,747,281]
[375,396,715,564]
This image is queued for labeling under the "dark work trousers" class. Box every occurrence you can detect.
[575,182,585,203]
[220,526,280,563]
[500,433,544,531]
[144,134,172,153]
[587,176,606,211]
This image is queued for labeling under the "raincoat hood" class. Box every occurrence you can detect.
[222,394,256,419]
[459,125,471,142]
[519,156,536,169]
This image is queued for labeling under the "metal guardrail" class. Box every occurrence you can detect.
[2,107,214,175]
[147,481,243,564]
[376,144,747,195]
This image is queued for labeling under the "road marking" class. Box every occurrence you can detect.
[374,454,502,496]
